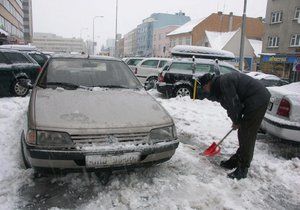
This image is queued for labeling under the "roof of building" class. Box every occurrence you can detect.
[249,39,262,57]
[167,18,204,36]
[205,30,238,50]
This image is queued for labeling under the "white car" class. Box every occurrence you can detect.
[261,82,300,142]
[135,58,172,85]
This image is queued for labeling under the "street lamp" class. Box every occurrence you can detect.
[239,0,247,71]
[93,16,104,55]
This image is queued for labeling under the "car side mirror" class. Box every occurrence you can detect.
[163,65,170,71]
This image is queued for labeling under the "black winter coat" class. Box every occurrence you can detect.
[208,72,271,124]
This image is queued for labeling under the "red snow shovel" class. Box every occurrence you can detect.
[203,129,234,157]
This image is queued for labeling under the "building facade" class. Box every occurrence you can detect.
[153,25,179,57]
[136,12,190,57]
[22,0,33,44]
[33,33,86,53]
[167,12,264,49]
[0,0,24,44]
[261,0,300,81]
[124,28,137,57]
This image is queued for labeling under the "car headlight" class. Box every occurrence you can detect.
[149,125,177,141]
[37,131,73,146]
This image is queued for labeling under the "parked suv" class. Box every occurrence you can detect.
[0,49,41,97]
[135,58,172,86]
[21,55,178,172]
[157,58,239,98]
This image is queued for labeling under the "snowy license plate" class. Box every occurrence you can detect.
[86,153,141,168]
[268,102,273,111]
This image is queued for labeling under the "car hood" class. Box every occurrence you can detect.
[32,87,173,131]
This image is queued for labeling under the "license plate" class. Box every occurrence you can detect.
[86,153,141,168]
[268,102,273,111]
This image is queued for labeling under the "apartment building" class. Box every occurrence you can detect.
[0,0,24,44]
[261,0,300,81]
[22,0,33,43]
[124,28,137,57]
[33,33,86,53]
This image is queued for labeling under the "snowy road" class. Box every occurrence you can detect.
[0,91,299,210]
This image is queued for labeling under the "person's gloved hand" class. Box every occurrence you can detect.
[232,123,240,130]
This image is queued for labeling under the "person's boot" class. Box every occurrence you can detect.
[227,167,248,180]
[220,155,238,170]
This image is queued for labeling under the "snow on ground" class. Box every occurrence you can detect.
[0,92,299,210]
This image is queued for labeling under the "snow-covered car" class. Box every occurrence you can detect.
[21,55,178,172]
[135,58,172,86]
[261,82,300,142]
[246,72,289,87]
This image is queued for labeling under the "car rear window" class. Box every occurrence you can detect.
[219,66,236,74]
[29,53,47,66]
[159,60,168,68]
[3,52,31,64]
[195,64,212,73]
[169,62,193,71]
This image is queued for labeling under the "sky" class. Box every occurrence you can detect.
[32,0,268,50]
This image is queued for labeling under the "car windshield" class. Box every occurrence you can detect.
[38,58,142,89]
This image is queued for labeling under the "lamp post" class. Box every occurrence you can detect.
[114,0,119,57]
[239,0,247,71]
[93,16,104,55]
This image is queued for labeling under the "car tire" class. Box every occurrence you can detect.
[21,133,31,169]
[146,76,158,89]
[174,85,192,98]
[11,78,29,97]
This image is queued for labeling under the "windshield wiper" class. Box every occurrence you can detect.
[42,82,92,90]
[98,85,129,89]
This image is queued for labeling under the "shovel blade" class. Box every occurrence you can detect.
[203,142,221,157]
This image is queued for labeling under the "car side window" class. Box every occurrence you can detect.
[0,53,9,64]
[169,63,193,71]
[195,64,212,73]
[219,66,236,74]
[158,60,167,68]
[4,52,31,64]
[141,60,159,68]
[29,53,47,66]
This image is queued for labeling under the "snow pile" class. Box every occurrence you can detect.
[205,30,237,50]
[247,72,281,81]
[167,18,204,36]
[0,93,299,209]
[0,97,33,209]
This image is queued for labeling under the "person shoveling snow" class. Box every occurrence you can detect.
[199,72,271,180]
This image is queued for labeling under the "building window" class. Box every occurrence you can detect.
[290,34,300,47]
[271,11,283,24]
[268,36,280,48]
[294,7,300,20]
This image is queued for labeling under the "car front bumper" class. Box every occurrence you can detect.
[157,82,174,97]
[23,135,179,170]
[261,116,300,142]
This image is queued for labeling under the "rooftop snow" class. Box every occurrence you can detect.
[205,30,238,50]
[249,39,262,57]
[167,18,204,36]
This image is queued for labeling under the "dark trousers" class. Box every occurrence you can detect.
[232,103,269,168]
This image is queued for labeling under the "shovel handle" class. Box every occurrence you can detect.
[216,129,234,146]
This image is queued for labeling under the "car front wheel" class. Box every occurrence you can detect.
[174,85,192,98]
[11,79,29,97]
[146,77,158,89]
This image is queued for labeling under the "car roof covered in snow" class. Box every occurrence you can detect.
[0,44,38,51]
[51,54,121,61]
[171,57,237,69]
[247,72,281,81]
[171,45,235,60]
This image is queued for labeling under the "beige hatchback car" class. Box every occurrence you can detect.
[21,55,178,172]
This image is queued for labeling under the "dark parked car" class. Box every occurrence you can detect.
[0,49,41,97]
[157,59,239,98]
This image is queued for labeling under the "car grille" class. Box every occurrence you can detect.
[71,132,149,146]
